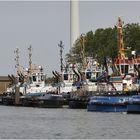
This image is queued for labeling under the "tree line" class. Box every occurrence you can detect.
[66,23,140,65]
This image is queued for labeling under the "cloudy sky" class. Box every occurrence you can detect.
[0,1,139,76]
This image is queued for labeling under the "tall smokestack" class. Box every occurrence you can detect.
[70,0,80,50]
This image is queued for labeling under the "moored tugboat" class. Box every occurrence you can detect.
[68,58,102,109]
[2,47,65,108]
[87,17,140,112]
[19,64,65,108]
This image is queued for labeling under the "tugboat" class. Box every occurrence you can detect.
[68,34,104,109]
[19,46,64,108]
[53,40,103,108]
[1,48,25,106]
[87,17,140,112]
[20,65,64,108]
[2,47,65,108]
[68,57,103,108]
[52,41,78,105]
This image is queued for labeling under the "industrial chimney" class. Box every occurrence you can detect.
[70,0,80,50]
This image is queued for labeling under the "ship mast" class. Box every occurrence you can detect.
[117,17,126,59]
[28,45,32,74]
[80,34,87,70]
[58,41,64,73]
[15,48,20,75]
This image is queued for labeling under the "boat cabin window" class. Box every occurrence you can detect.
[29,77,32,84]
[125,65,128,74]
[64,74,68,80]
[96,72,100,78]
[121,65,128,74]
[32,76,37,82]
[86,71,91,79]
[41,75,44,81]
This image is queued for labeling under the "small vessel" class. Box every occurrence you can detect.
[2,47,65,107]
[54,40,103,108]
[127,95,140,114]
[111,17,140,91]
[68,58,103,109]
[19,65,65,108]
[19,46,65,108]
[87,17,140,112]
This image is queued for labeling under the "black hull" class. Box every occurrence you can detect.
[2,97,15,106]
[21,99,64,108]
[1,96,64,108]
[127,111,140,114]
[69,100,87,109]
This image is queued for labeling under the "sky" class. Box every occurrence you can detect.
[0,1,140,77]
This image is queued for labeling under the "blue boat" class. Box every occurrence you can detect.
[87,95,129,112]
[127,95,140,114]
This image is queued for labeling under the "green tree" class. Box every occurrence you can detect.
[65,23,140,65]
[123,23,140,55]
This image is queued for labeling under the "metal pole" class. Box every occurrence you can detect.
[28,45,32,74]
[15,48,20,75]
[58,41,64,73]
[80,34,86,70]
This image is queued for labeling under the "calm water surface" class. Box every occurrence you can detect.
[0,106,140,139]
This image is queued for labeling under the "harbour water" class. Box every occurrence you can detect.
[0,106,140,139]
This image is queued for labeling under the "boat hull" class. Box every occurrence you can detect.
[87,95,130,112]
[127,104,140,114]
[21,99,64,108]
[69,100,87,109]
[20,92,65,108]
[87,103,127,112]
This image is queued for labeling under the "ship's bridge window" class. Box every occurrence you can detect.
[125,65,129,74]
[64,74,68,80]
[86,71,92,79]
[29,77,32,84]
[41,75,45,81]
[32,76,37,82]
[121,65,128,74]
